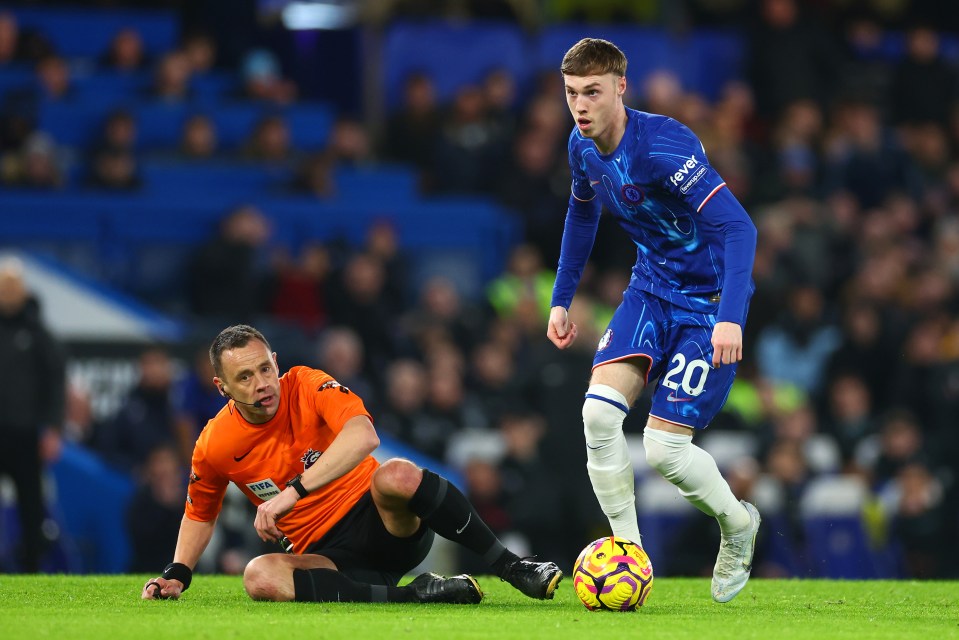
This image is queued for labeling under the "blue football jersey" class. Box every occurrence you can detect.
[565,107,754,319]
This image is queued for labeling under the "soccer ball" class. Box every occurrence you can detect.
[572,536,653,611]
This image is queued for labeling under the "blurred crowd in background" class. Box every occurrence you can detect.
[2,0,959,580]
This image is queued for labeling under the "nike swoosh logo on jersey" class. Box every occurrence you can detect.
[590,180,600,185]
[666,394,692,403]
[456,513,471,534]
[234,449,254,462]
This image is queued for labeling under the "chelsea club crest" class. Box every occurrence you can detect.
[621,184,645,204]
[598,329,613,351]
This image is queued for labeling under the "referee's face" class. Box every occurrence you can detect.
[564,73,626,152]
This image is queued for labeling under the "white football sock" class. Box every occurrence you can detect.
[642,426,750,536]
[583,384,641,545]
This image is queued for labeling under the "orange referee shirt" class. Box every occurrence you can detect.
[185,366,379,553]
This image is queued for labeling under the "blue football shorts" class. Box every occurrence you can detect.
[591,287,743,429]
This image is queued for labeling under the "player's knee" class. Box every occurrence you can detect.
[243,554,289,601]
[372,457,422,499]
[583,385,629,445]
[642,427,690,482]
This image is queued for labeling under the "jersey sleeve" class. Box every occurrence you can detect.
[184,428,229,522]
[646,117,725,212]
[568,131,597,203]
[551,132,603,309]
[300,368,372,432]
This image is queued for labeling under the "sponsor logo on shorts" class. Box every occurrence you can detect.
[597,329,613,351]
[666,393,692,403]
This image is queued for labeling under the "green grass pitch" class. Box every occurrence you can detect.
[0,575,956,640]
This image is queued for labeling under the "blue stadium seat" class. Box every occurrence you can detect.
[383,20,531,110]
[12,7,178,59]
[535,26,743,101]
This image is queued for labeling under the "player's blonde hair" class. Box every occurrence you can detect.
[561,38,627,78]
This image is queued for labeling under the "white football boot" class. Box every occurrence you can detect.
[711,500,761,603]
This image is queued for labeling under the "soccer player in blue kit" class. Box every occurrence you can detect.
[546,38,761,603]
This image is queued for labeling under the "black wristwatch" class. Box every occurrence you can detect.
[287,474,310,499]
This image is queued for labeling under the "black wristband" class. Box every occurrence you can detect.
[288,474,310,499]
[162,562,193,591]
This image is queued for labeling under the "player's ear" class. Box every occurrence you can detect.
[272,352,279,369]
[213,377,227,397]
[617,75,626,96]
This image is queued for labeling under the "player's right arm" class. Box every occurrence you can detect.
[141,516,216,600]
[548,135,602,349]
[142,425,228,600]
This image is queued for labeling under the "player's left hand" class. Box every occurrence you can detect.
[141,577,183,600]
[710,321,743,368]
[254,487,297,543]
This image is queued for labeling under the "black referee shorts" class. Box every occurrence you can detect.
[303,491,435,586]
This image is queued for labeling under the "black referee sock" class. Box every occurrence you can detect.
[293,569,414,603]
[408,469,519,576]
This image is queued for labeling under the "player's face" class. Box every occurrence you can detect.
[564,73,627,152]
[215,340,281,422]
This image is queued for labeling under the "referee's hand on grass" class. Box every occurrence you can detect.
[141,577,184,600]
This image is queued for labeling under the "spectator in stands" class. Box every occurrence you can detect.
[86,109,141,190]
[823,98,922,208]
[177,113,219,161]
[171,346,225,465]
[888,22,958,130]
[62,381,98,445]
[267,242,331,333]
[35,54,73,102]
[0,11,53,66]
[382,71,440,184]
[482,68,518,143]
[432,84,501,193]
[100,27,149,73]
[187,204,272,322]
[496,411,564,558]
[375,359,438,454]
[746,0,841,123]
[862,409,927,490]
[327,252,396,378]
[150,50,193,102]
[291,151,335,198]
[364,220,408,316]
[0,131,64,189]
[887,461,949,578]
[93,346,177,475]
[87,145,141,190]
[469,340,522,426]
[0,11,21,65]
[324,116,374,168]
[243,114,292,165]
[496,129,567,264]
[0,257,66,572]
[402,276,484,358]
[755,283,841,397]
[314,326,376,412]
[823,372,876,470]
[240,48,297,104]
[126,444,186,572]
[181,30,217,76]
[486,244,554,324]
[422,357,489,459]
